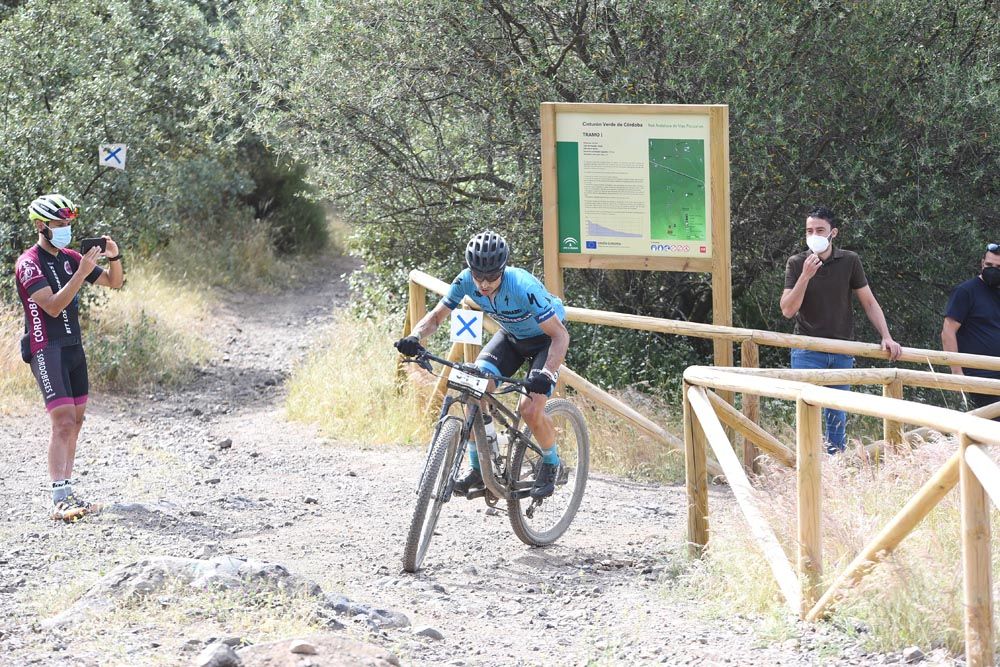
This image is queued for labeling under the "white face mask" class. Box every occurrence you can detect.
[47,224,73,249]
[806,234,830,254]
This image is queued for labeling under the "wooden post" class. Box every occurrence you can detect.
[883,379,904,451]
[684,381,709,557]
[740,340,761,474]
[408,280,427,342]
[396,309,412,389]
[425,342,464,416]
[709,105,733,416]
[797,398,823,616]
[540,102,564,298]
[688,387,801,612]
[806,452,961,621]
[965,444,1000,508]
[960,434,994,667]
[463,344,479,364]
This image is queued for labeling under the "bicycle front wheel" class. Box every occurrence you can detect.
[508,398,589,546]
[402,417,462,573]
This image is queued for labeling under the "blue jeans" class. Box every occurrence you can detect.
[790,349,853,453]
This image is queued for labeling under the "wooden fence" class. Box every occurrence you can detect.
[405,268,1000,466]
[402,268,1000,665]
[683,366,1000,666]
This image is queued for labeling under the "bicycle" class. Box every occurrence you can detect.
[401,349,590,573]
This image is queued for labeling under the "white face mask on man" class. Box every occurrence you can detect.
[806,234,830,254]
[46,224,73,249]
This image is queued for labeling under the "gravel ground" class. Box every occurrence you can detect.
[0,254,952,666]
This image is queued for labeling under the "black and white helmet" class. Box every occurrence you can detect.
[465,231,509,276]
[28,194,78,222]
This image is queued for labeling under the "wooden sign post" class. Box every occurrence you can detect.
[540,102,732,369]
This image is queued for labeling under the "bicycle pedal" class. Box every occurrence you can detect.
[465,488,487,500]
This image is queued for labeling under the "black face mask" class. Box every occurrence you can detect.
[982,266,1000,288]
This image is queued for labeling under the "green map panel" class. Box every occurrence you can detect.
[556,141,581,253]
[649,139,706,241]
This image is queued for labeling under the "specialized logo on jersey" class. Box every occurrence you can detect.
[17,259,40,285]
[64,261,73,275]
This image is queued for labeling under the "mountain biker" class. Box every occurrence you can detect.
[14,194,125,521]
[394,231,569,499]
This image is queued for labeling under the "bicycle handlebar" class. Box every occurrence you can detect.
[401,349,529,395]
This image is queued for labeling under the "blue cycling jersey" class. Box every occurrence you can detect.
[443,267,565,340]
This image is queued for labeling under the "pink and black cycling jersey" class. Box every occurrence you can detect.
[15,245,103,354]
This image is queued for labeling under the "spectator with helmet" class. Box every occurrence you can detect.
[394,231,569,498]
[14,194,124,521]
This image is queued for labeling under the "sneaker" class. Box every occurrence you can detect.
[452,468,484,496]
[530,462,559,499]
[51,494,102,522]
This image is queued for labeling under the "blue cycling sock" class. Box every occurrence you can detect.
[542,446,559,465]
[468,443,480,471]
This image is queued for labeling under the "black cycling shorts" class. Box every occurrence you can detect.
[476,330,552,382]
[31,343,89,411]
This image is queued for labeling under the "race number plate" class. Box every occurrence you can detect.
[448,367,489,395]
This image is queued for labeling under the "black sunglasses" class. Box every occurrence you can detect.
[988,243,999,253]
[472,270,504,283]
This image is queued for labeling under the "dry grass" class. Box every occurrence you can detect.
[1,265,212,412]
[680,434,1000,654]
[1,211,315,408]
[572,386,686,483]
[286,310,688,485]
[82,265,212,391]
[285,313,431,446]
[148,217,289,292]
[0,307,40,413]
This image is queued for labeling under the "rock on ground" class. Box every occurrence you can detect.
[236,635,400,667]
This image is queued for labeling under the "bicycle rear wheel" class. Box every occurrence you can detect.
[508,398,589,546]
[402,417,462,572]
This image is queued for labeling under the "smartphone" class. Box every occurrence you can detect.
[80,237,107,254]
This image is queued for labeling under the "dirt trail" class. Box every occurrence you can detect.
[0,254,910,666]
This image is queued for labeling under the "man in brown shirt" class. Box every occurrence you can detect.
[780,206,902,452]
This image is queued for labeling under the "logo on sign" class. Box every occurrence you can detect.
[561,237,579,250]
[649,243,691,253]
[585,240,597,249]
[700,246,707,253]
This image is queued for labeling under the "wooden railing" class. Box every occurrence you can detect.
[402,268,1000,663]
[405,268,1000,468]
[683,366,1000,666]
[402,270,719,476]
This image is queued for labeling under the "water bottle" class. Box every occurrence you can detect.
[484,415,499,459]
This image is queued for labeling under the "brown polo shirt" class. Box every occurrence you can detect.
[784,248,868,340]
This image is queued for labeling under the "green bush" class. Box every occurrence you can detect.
[0,1,327,307]
[212,0,997,391]
[237,137,329,255]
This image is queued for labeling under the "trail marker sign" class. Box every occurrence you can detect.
[450,310,483,345]
[99,144,127,170]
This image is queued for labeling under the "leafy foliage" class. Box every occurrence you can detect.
[0,0,326,308]
[212,0,997,388]
[0,1,238,266]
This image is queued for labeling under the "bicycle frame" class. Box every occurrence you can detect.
[422,360,545,504]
